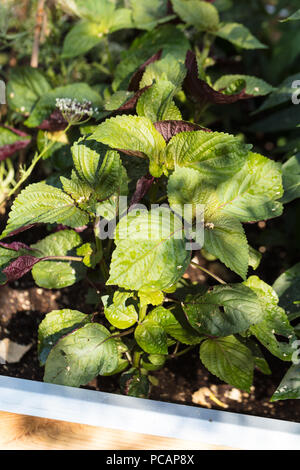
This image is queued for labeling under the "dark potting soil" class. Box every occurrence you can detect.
[1,279,300,424]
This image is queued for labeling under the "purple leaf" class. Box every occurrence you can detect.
[0,241,32,251]
[0,126,31,161]
[117,86,151,112]
[2,224,37,238]
[167,0,174,13]
[128,50,162,92]
[2,126,29,138]
[38,109,68,131]
[129,174,155,208]
[154,120,211,142]
[117,148,146,159]
[54,224,88,233]
[184,51,251,105]
[0,140,31,161]
[3,255,42,282]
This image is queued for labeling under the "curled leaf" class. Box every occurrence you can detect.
[128,50,162,91]
[129,174,155,207]
[0,126,31,161]
[184,51,252,105]
[116,86,151,112]
[0,241,32,252]
[154,120,208,142]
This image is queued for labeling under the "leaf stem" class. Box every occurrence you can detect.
[43,255,83,262]
[190,261,226,284]
[169,345,194,359]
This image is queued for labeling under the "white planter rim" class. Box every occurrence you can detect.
[0,375,299,450]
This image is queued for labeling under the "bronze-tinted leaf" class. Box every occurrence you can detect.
[3,255,41,282]
[0,241,32,251]
[154,120,210,142]
[129,174,155,208]
[38,109,68,131]
[128,50,162,91]
[184,51,252,105]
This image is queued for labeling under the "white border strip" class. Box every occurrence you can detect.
[0,375,299,450]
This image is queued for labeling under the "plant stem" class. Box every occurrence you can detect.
[139,304,147,322]
[169,345,194,359]
[190,261,226,285]
[109,326,135,340]
[44,255,83,262]
[133,350,142,369]
[0,123,72,210]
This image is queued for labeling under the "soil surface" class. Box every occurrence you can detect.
[1,276,300,423]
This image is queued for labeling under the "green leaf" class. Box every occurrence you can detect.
[107,207,190,292]
[120,368,150,398]
[148,306,202,345]
[200,336,254,391]
[183,283,263,336]
[214,74,273,97]
[254,73,300,114]
[25,83,103,128]
[167,166,250,279]
[60,0,115,21]
[216,152,283,222]
[109,8,133,32]
[95,165,128,221]
[248,106,300,133]
[61,8,133,58]
[104,90,134,111]
[216,22,267,49]
[244,339,271,375]
[7,67,51,114]
[60,172,92,204]
[130,0,173,30]
[139,54,186,90]
[167,166,215,212]
[1,182,89,239]
[273,263,300,321]
[281,154,300,203]
[138,290,164,308]
[167,165,256,278]
[37,129,70,162]
[281,9,300,22]
[113,25,190,91]
[62,20,107,59]
[71,137,124,200]
[271,365,300,401]
[31,230,86,289]
[44,323,118,387]
[204,214,249,279]
[165,130,251,182]
[38,309,91,365]
[102,291,138,329]
[171,0,220,32]
[248,246,262,270]
[92,115,166,177]
[136,80,182,122]
[245,276,296,361]
[76,242,101,268]
[135,319,168,354]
